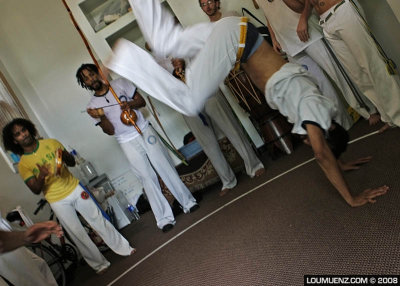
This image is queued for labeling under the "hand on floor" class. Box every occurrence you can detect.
[349,185,389,207]
[338,156,372,171]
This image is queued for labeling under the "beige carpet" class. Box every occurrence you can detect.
[68,120,400,286]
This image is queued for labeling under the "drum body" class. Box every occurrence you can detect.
[225,69,293,155]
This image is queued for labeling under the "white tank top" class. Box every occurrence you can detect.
[256,0,322,56]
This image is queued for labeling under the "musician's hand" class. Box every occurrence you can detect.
[24,221,63,244]
[36,163,50,179]
[120,101,130,112]
[87,108,104,119]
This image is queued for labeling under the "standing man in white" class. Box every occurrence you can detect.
[307,0,400,132]
[255,0,377,129]
[181,0,265,196]
[76,64,199,233]
[172,57,264,197]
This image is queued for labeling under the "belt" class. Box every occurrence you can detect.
[319,0,345,25]
[234,17,248,71]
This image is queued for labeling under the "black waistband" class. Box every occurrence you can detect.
[241,22,260,63]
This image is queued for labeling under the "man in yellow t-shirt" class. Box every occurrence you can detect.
[18,138,79,203]
[2,118,135,274]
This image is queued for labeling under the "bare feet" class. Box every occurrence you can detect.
[368,113,381,126]
[96,265,110,275]
[130,248,137,255]
[378,123,392,133]
[219,188,231,196]
[254,168,265,177]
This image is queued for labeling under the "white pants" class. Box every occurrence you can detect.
[120,126,197,229]
[288,52,353,130]
[50,184,133,272]
[300,38,377,118]
[320,0,400,126]
[108,0,241,116]
[183,93,264,189]
[0,247,57,286]
[265,63,337,135]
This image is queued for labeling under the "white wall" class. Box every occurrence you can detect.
[360,0,400,68]
[387,0,400,22]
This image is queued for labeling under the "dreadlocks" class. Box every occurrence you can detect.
[76,63,99,90]
[2,118,37,155]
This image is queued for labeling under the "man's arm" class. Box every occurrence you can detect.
[282,0,305,13]
[62,149,75,167]
[306,124,388,207]
[0,221,62,253]
[87,109,115,136]
[123,91,147,110]
[266,19,284,55]
[298,0,312,42]
[25,163,50,195]
[252,0,259,9]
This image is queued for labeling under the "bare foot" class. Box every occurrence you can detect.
[130,248,137,255]
[96,265,110,275]
[254,168,265,177]
[378,123,392,133]
[219,188,231,196]
[368,113,380,125]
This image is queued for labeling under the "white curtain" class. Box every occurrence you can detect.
[0,74,27,130]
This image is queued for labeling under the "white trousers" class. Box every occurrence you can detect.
[288,52,353,130]
[0,247,57,286]
[183,93,264,189]
[296,38,377,119]
[50,184,133,272]
[320,0,400,126]
[108,0,241,116]
[120,126,197,229]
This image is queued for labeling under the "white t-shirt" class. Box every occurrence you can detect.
[221,10,240,18]
[256,0,322,56]
[87,78,149,143]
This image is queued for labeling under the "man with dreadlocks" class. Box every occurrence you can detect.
[76,64,199,233]
[2,118,135,275]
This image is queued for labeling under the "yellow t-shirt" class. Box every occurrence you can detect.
[18,139,79,203]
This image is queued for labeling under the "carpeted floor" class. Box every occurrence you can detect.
[68,120,400,286]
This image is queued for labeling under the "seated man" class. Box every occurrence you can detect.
[105,0,388,207]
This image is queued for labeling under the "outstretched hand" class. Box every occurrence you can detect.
[349,185,389,207]
[24,221,63,244]
[338,156,372,171]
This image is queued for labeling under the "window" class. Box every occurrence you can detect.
[0,70,28,172]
